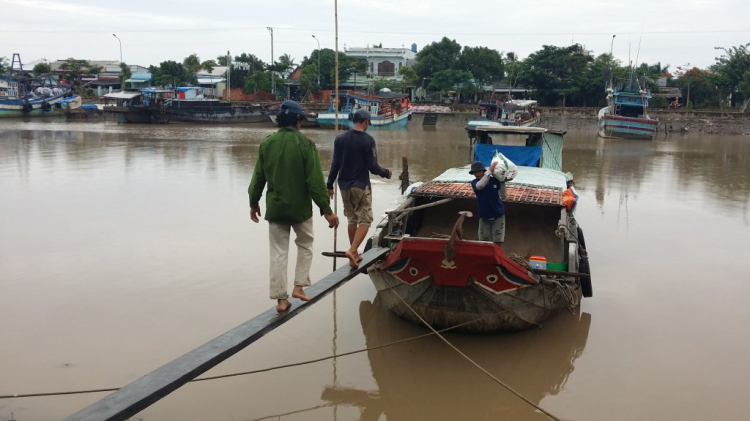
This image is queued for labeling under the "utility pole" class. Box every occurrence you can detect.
[227,51,231,101]
[267,27,275,98]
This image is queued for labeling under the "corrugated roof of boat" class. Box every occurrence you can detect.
[434,165,567,189]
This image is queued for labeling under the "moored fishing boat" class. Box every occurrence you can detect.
[467,100,541,129]
[598,75,658,140]
[365,126,592,333]
[0,54,78,118]
[318,90,412,129]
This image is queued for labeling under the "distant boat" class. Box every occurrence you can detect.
[467,100,541,129]
[598,74,658,140]
[104,87,272,124]
[0,54,78,118]
[317,90,412,129]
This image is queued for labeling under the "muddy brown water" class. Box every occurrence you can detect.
[1,120,749,421]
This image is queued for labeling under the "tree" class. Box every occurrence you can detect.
[183,54,201,74]
[428,69,473,92]
[300,48,360,88]
[118,62,132,84]
[413,37,462,81]
[399,65,418,84]
[276,54,296,78]
[243,70,272,94]
[713,43,750,110]
[0,56,7,74]
[459,46,504,89]
[151,60,197,87]
[299,64,319,98]
[517,44,593,106]
[32,62,51,75]
[223,53,266,88]
[59,58,102,87]
[201,60,217,74]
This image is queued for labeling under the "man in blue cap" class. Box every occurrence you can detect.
[327,109,392,268]
[249,100,339,312]
[470,160,506,245]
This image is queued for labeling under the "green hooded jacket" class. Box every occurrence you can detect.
[248,128,333,223]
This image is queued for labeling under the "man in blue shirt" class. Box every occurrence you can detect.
[470,161,507,245]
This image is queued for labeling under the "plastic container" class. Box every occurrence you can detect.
[528,256,547,270]
[546,262,568,272]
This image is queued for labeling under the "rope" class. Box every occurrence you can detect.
[0,296,546,401]
[388,289,563,421]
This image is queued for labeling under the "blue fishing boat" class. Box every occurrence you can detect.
[598,75,658,140]
[467,100,541,129]
[318,90,412,129]
[0,54,78,118]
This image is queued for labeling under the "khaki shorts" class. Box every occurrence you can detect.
[341,187,373,226]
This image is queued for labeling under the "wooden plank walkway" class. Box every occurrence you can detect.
[63,247,388,421]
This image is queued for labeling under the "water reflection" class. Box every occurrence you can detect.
[319,297,591,421]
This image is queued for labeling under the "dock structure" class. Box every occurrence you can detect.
[63,247,388,421]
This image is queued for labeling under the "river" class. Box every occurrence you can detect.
[1,120,749,420]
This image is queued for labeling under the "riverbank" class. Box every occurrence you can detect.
[411,107,750,135]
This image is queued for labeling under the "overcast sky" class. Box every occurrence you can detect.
[2,0,747,72]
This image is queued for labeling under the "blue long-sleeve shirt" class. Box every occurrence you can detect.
[327,129,389,190]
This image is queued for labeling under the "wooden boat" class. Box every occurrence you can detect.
[467,100,541,129]
[598,75,658,140]
[318,90,412,129]
[0,54,78,118]
[365,126,592,333]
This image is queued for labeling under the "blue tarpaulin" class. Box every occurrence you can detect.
[474,144,542,167]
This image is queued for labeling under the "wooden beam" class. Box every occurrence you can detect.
[63,247,388,421]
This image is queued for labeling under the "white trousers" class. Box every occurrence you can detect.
[268,218,314,300]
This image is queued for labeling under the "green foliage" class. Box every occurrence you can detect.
[374,79,406,92]
[0,56,7,74]
[517,44,593,106]
[243,70,272,94]
[301,49,360,88]
[398,65,418,84]
[182,54,201,74]
[59,58,102,87]
[458,46,504,87]
[413,37,462,81]
[299,64,319,97]
[225,53,266,88]
[428,69,473,92]
[201,60,217,74]
[32,62,51,75]
[150,60,197,87]
[118,62,132,83]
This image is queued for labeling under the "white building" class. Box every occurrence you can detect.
[344,46,416,79]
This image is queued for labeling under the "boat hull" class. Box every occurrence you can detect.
[597,108,657,140]
[0,94,74,118]
[368,267,580,333]
[318,109,412,129]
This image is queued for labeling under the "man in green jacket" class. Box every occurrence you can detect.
[249,100,339,313]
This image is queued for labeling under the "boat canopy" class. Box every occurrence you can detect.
[103,91,142,99]
[430,165,567,191]
[466,126,565,172]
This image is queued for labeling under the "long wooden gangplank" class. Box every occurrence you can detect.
[63,247,388,421]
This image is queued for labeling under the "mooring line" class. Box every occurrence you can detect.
[0,296,543,400]
[389,289,564,421]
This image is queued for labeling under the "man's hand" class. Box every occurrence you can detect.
[250,206,262,223]
[324,213,340,229]
[489,161,498,172]
[386,169,393,179]
[328,188,335,199]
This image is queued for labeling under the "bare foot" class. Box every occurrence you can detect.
[345,250,360,268]
[276,299,292,313]
[292,286,311,301]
